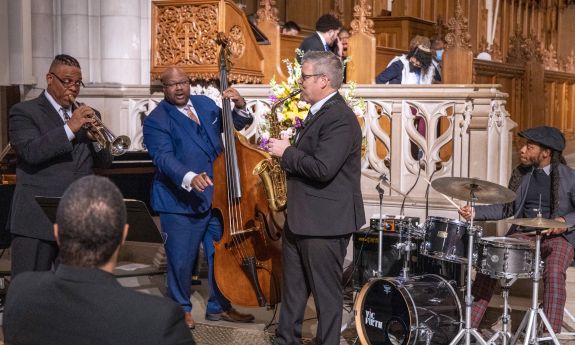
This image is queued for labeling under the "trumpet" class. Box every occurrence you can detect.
[68,95,131,156]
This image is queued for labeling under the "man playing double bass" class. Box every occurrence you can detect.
[268,51,365,345]
[143,67,254,329]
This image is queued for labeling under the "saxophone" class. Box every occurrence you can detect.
[253,90,302,212]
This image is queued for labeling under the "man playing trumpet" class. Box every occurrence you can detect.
[8,54,113,277]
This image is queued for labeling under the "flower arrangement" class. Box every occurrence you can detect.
[258,55,366,150]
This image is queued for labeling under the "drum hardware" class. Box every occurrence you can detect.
[431,177,516,345]
[485,277,518,345]
[507,215,569,345]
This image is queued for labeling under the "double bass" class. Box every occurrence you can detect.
[212,33,283,307]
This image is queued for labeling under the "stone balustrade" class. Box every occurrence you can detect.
[79,84,516,227]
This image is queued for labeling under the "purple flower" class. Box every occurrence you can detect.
[269,95,279,103]
[259,137,269,150]
[294,117,303,128]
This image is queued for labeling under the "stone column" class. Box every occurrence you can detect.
[31,0,56,88]
[100,0,145,84]
[60,0,91,81]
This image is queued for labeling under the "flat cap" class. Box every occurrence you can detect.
[518,126,565,152]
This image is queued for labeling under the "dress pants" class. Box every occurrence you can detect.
[160,210,231,314]
[471,235,574,332]
[11,235,58,277]
[275,228,350,345]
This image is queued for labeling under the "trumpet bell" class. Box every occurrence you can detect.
[110,135,131,156]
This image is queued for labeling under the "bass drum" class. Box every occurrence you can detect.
[355,274,462,345]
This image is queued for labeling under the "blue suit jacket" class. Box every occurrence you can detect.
[143,95,252,215]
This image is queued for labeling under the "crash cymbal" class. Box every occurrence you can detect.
[506,217,568,229]
[431,177,516,204]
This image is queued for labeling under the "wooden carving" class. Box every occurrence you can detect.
[350,0,374,35]
[507,27,543,64]
[154,4,219,66]
[444,0,471,50]
[256,0,278,24]
[541,43,559,71]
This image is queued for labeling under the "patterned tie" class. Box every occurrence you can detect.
[61,108,70,122]
[185,105,200,125]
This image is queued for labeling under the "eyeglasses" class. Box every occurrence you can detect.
[163,80,191,88]
[299,73,324,81]
[50,73,84,88]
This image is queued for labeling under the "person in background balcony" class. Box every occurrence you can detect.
[375,44,439,85]
[297,14,343,63]
[281,21,301,36]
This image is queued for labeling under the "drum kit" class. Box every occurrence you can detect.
[354,176,569,345]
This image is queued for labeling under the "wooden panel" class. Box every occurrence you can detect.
[150,0,263,83]
[372,16,435,50]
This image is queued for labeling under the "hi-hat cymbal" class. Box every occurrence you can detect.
[506,217,568,229]
[431,177,516,204]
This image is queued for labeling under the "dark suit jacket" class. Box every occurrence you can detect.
[474,164,575,245]
[297,32,338,63]
[281,93,365,236]
[8,92,112,241]
[143,96,252,215]
[3,264,195,345]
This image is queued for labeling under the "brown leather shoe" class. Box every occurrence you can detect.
[205,307,255,323]
[184,312,195,329]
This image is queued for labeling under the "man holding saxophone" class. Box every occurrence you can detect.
[8,54,112,277]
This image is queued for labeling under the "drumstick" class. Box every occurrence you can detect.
[423,177,462,211]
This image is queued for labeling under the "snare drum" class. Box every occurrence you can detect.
[475,237,534,279]
[355,274,462,344]
[422,216,476,263]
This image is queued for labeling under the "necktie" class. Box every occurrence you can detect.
[185,105,200,125]
[324,44,330,52]
[61,108,70,122]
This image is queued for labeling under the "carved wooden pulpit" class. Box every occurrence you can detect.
[151,0,264,83]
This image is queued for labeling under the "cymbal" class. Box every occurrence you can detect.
[431,177,516,204]
[506,217,568,229]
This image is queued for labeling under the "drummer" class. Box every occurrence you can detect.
[459,126,575,334]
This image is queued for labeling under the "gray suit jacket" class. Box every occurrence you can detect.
[474,164,575,245]
[281,93,365,237]
[8,92,112,241]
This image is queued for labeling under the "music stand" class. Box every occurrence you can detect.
[35,196,162,243]
[35,197,164,277]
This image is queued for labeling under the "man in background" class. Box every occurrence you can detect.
[281,21,301,36]
[3,175,195,345]
[8,54,113,277]
[297,14,343,62]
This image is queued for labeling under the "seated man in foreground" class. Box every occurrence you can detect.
[3,175,195,345]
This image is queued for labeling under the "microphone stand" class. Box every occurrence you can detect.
[397,159,423,281]
[374,181,386,278]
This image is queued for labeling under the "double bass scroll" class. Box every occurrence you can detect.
[211,33,283,307]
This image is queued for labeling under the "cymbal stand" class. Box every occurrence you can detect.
[450,188,488,345]
[510,229,560,345]
[486,277,517,345]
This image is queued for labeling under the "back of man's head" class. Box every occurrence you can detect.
[315,14,342,33]
[56,175,126,267]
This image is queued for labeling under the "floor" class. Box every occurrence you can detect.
[2,247,575,344]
